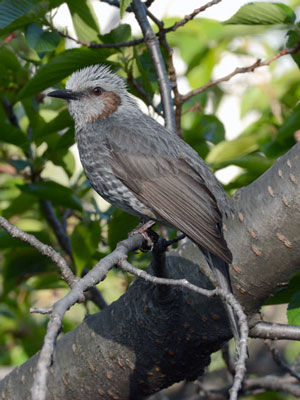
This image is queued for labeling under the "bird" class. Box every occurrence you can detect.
[48,64,240,351]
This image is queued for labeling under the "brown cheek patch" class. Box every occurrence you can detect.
[90,92,121,120]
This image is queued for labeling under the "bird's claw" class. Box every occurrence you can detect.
[129,220,158,251]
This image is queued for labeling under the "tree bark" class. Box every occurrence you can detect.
[1,142,300,399]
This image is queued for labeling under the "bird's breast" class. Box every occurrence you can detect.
[75,126,155,219]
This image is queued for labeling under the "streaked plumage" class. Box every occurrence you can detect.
[48,64,240,350]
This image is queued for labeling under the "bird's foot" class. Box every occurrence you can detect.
[129,220,158,250]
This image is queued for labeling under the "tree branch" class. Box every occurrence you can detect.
[118,258,248,400]
[181,37,300,103]
[243,375,300,397]
[250,321,300,341]
[131,0,176,132]
[163,0,223,33]
[49,24,144,48]
[31,234,145,400]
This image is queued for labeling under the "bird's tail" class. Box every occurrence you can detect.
[200,247,241,355]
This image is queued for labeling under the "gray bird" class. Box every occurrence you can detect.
[48,64,240,349]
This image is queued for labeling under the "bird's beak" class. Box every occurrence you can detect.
[47,89,80,101]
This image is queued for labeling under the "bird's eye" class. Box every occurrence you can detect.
[93,87,103,96]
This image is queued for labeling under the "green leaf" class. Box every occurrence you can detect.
[66,0,100,42]
[206,135,261,164]
[0,47,24,96]
[71,225,91,274]
[224,2,296,25]
[9,159,32,173]
[46,148,75,178]
[0,0,49,35]
[241,86,270,117]
[18,181,82,211]
[0,231,29,249]
[18,48,113,99]
[287,27,300,68]
[71,221,101,275]
[2,248,54,294]
[0,123,29,151]
[21,97,47,138]
[108,209,139,251]
[29,274,67,290]
[0,229,50,249]
[224,171,259,191]
[287,292,300,325]
[0,0,38,28]
[100,24,131,44]
[2,193,37,219]
[267,273,300,305]
[120,0,132,18]
[25,24,61,53]
[36,109,73,141]
[199,115,225,144]
[134,49,157,97]
[263,105,300,157]
[211,154,273,175]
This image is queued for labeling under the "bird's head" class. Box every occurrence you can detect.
[47,64,135,128]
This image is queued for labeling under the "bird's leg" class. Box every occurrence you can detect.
[129,219,158,250]
[152,234,185,278]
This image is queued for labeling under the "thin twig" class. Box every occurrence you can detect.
[49,23,144,48]
[119,258,217,296]
[31,234,146,400]
[131,0,176,133]
[181,38,300,103]
[0,216,77,288]
[52,0,222,52]
[30,307,53,315]
[40,200,108,310]
[100,0,156,12]
[243,375,300,397]
[163,0,223,33]
[250,321,300,340]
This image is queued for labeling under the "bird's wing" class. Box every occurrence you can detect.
[107,127,232,263]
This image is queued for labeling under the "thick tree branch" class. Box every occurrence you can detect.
[223,141,300,313]
[2,141,300,398]
[118,258,248,400]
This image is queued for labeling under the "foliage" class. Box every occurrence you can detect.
[0,0,300,390]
